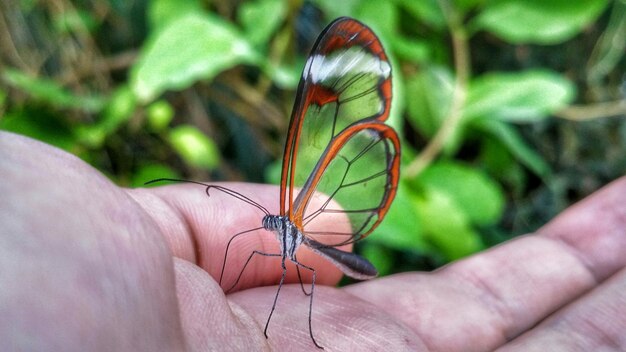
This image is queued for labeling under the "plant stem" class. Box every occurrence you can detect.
[405,1,471,178]
[555,101,626,121]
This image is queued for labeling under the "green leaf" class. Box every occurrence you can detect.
[391,36,431,64]
[0,110,76,151]
[168,124,219,170]
[53,9,97,34]
[587,0,626,83]
[405,66,454,136]
[147,0,203,31]
[2,68,105,112]
[76,85,137,147]
[0,89,6,107]
[368,181,427,252]
[473,0,610,44]
[132,163,180,188]
[147,100,174,131]
[397,0,446,29]
[416,161,505,226]
[262,60,302,89]
[453,0,485,12]
[474,118,551,179]
[405,66,464,154]
[131,13,259,102]
[355,0,397,38]
[415,187,484,260]
[104,86,137,128]
[479,137,527,196]
[238,0,286,47]
[264,159,282,184]
[464,70,575,123]
[312,0,361,18]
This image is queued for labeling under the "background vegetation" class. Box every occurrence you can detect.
[1,0,624,274]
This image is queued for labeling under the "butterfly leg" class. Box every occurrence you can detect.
[264,255,288,339]
[218,226,265,288]
[225,250,280,293]
[294,254,312,296]
[292,259,323,349]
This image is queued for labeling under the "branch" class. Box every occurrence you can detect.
[405,1,471,178]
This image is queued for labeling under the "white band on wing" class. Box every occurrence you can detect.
[304,47,391,84]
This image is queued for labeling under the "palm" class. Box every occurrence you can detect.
[2,131,625,351]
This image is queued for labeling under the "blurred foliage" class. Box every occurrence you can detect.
[1,0,625,274]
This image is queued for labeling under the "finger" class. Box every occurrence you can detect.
[228,284,425,351]
[128,183,347,291]
[173,258,265,350]
[345,177,626,351]
[537,177,626,280]
[497,267,626,351]
[0,132,185,350]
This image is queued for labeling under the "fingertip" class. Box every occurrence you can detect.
[538,176,626,281]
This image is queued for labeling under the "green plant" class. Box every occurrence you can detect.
[1,0,623,273]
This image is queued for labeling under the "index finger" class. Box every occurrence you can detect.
[127,182,347,291]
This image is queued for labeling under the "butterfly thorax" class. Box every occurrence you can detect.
[262,215,304,259]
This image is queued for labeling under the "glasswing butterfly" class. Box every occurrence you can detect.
[150,16,399,349]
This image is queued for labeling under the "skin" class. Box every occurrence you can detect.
[1,130,625,351]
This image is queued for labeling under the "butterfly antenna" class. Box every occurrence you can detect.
[145,178,270,215]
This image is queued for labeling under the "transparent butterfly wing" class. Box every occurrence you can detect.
[295,121,400,246]
[278,17,398,246]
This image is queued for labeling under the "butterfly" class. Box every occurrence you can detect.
[150,16,399,349]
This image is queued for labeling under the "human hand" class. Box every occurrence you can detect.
[2,131,625,351]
